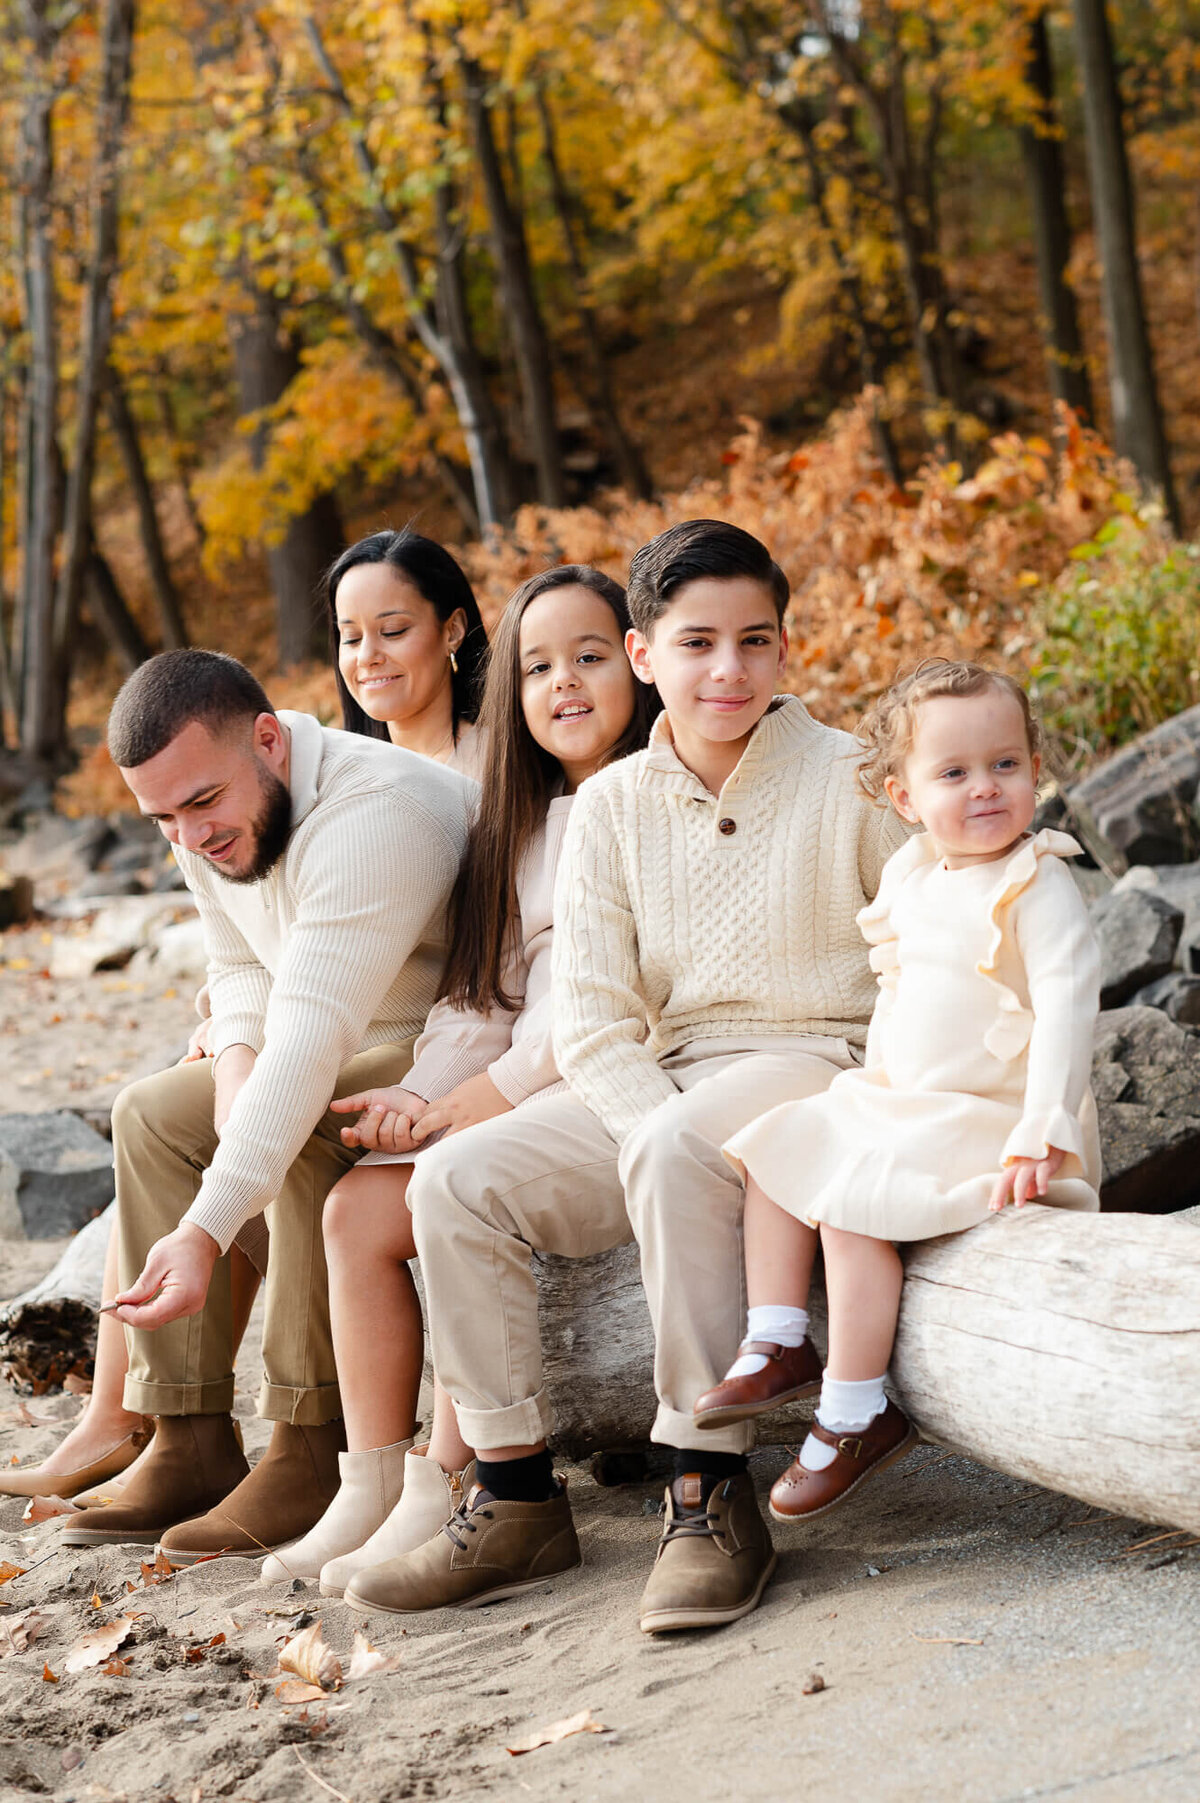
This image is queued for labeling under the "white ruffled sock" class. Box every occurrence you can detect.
[725,1305,810,1379]
[799,1374,888,1472]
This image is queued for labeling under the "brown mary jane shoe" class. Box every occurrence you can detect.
[769,1400,918,1521]
[694,1338,822,1429]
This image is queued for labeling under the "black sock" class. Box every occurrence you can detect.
[669,1447,748,1495]
[475,1449,556,1503]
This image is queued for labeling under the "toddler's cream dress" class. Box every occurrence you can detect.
[724,828,1102,1239]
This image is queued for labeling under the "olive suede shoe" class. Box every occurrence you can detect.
[342,1482,582,1614]
[638,1470,776,1634]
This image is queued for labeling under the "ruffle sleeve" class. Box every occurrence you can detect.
[976,829,1084,1062]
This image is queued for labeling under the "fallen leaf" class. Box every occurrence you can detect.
[101,1656,132,1677]
[89,1591,103,1609]
[43,1662,59,1684]
[911,1634,985,1646]
[275,1678,327,1705]
[23,1494,80,1523]
[1,1609,51,1656]
[345,1630,402,1679]
[183,1633,226,1664]
[801,1672,826,1694]
[507,1708,607,1756]
[277,1619,341,1690]
[0,1562,26,1585]
[138,1550,179,1587]
[64,1615,136,1674]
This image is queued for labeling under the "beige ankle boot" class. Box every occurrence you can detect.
[259,1437,414,1585]
[320,1445,475,1597]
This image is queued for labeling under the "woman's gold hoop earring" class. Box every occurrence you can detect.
[449,650,459,674]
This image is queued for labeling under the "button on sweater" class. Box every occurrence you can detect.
[177,711,475,1252]
[551,695,909,1146]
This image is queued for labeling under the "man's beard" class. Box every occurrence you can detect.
[214,767,293,885]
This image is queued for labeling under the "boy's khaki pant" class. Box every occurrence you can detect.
[409,1037,856,1457]
[114,1039,417,1425]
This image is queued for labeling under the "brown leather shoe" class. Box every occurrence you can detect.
[638,1471,775,1634]
[769,1400,918,1521]
[159,1419,347,1564]
[342,1483,582,1614]
[694,1339,822,1429]
[59,1415,248,1546]
[0,1420,154,1500]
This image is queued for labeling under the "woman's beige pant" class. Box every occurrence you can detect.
[114,1040,416,1425]
[409,1037,855,1457]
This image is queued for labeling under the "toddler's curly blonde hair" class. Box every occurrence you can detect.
[856,660,1042,802]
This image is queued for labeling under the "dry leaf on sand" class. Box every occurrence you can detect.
[275,1679,327,1706]
[346,1630,402,1679]
[277,1620,342,1690]
[507,1708,607,1756]
[138,1551,179,1587]
[23,1494,80,1523]
[1,1609,51,1656]
[101,1656,132,1677]
[0,1562,26,1585]
[42,1663,59,1683]
[64,1615,136,1674]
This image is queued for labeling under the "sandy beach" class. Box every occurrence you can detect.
[2,954,1199,1803]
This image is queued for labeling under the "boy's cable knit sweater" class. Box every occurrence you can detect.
[176,711,474,1253]
[551,696,908,1147]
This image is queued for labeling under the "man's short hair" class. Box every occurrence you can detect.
[626,519,790,636]
[108,650,275,769]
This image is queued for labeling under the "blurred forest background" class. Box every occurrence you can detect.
[1,0,1198,807]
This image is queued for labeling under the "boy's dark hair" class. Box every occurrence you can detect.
[108,649,275,768]
[626,519,790,635]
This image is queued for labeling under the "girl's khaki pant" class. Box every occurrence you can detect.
[113,1040,417,1425]
[409,1036,856,1457]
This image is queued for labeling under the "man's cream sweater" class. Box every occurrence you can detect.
[178,711,474,1252]
[551,696,908,1146]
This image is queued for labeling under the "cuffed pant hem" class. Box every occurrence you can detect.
[122,1376,234,1417]
[650,1403,754,1458]
[454,1389,554,1452]
[258,1379,343,1426]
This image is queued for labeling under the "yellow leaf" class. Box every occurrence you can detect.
[277,1619,341,1690]
[64,1615,136,1674]
[507,1708,607,1756]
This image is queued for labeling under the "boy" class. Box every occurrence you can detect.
[349,520,905,1632]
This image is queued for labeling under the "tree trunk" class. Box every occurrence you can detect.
[17,0,64,765]
[1071,0,1180,527]
[228,289,345,668]
[460,54,566,507]
[85,539,150,673]
[1018,12,1093,422]
[534,1207,1200,1534]
[0,1203,112,1394]
[104,367,188,648]
[51,0,136,730]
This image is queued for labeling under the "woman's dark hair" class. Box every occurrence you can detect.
[324,528,488,741]
[627,518,789,635]
[441,564,660,1013]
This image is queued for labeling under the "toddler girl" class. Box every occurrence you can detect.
[261,565,658,1591]
[698,660,1101,1519]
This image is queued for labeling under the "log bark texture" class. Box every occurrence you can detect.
[0,1202,112,1393]
[536,1206,1200,1533]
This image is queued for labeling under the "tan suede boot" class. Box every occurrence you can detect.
[638,1470,776,1634]
[343,1481,581,1615]
[159,1420,347,1564]
[319,1446,476,1598]
[59,1415,248,1547]
[258,1437,415,1586]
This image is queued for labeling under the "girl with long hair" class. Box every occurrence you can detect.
[260,565,659,1591]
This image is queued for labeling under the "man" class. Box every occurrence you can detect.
[63,649,473,1558]
[343,520,906,1632]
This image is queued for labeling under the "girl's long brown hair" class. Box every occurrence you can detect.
[441,565,660,1013]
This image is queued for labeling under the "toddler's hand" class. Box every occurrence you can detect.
[410,1073,513,1145]
[331,1086,428,1155]
[988,1146,1067,1213]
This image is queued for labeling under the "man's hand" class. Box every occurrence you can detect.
[988,1147,1066,1213]
[180,1016,214,1064]
[330,1086,428,1154]
[213,1043,257,1136]
[410,1073,513,1145]
[108,1221,221,1330]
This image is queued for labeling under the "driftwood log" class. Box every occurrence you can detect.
[0,1202,111,1393]
[536,1205,1200,1534]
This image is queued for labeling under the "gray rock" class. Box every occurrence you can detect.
[1093,1006,1200,1213]
[1129,972,1200,1026]
[0,1112,115,1238]
[1090,888,1184,1007]
[2,813,117,898]
[1068,705,1200,865]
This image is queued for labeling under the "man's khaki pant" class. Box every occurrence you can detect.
[409,1037,855,1457]
[114,1040,417,1424]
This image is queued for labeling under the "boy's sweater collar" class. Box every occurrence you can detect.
[639,694,825,796]
[278,709,325,829]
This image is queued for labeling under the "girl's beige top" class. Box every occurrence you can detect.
[724,828,1103,1239]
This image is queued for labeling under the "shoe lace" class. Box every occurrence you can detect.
[658,1497,727,1547]
[442,1494,494,1551]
